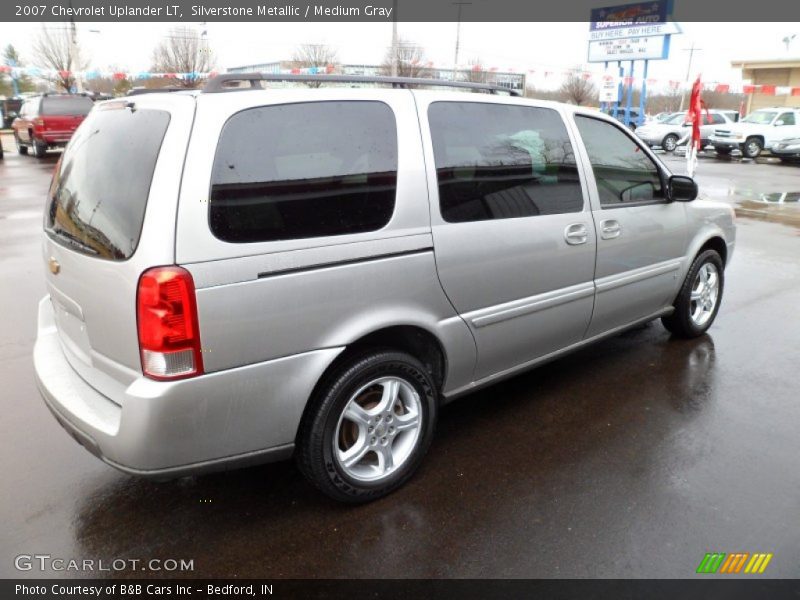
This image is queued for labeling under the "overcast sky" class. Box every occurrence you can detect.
[0,21,797,88]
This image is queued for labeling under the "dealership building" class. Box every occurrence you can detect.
[731,57,800,112]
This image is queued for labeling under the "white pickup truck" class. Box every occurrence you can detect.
[710,107,800,158]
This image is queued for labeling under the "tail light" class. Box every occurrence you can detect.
[136,266,203,380]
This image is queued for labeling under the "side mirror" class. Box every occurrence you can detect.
[775,120,785,126]
[669,175,698,202]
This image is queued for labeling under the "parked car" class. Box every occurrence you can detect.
[33,75,736,503]
[650,111,676,124]
[12,93,94,158]
[770,136,800,162]
[636,110,736,152]
[710,107,800,159]
[2,97,23,128]
[605,106,642,129]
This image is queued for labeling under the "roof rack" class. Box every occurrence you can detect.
[202,72,521,96]
[126,87,189,96]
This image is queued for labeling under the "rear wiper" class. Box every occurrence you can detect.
[49,228,100,255]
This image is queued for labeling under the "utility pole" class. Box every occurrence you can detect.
[452,2,471,80]
[390,0,398,77]
[68,0,83,92]
[678,42,701,112]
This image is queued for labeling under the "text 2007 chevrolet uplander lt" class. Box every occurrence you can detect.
[34,74,735,503]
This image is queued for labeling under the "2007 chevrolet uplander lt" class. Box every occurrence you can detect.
[34,74,735,502]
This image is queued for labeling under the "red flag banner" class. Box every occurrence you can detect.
[715,84,730,93]
[760,85,776,95]
[742,84,756,94]
[792,87,800,97]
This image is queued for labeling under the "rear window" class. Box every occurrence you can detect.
[41,96,94,116]
[46,106,170,260]
[209,101,397,243]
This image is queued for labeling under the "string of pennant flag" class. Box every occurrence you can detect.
[2,63,800,96]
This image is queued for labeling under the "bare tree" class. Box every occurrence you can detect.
[559,72,597,106]
[32,26,87,92]
[292,43,338,70]
[380,38,430,78]
[151,26,215,88]
[290,43,339,87]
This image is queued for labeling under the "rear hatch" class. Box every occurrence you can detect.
[42,94,196,403]
[40,95,94,137]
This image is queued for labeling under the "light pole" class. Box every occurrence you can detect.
[678,41,702,112]
[452,2,471,80]
[390,0,398,77]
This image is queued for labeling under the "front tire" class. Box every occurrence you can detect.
[662,134,679,152]
[296,349,437,503]
[741,137,763,159]
[662,249,724,338]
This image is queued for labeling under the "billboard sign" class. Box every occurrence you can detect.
[588,35,670,62]
[590,1,670,32]
[590,21,680,41]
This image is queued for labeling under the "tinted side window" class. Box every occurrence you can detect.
[778,113,796,125]
[428,102,582,223]
[42,96,94,116]
[210,101,397,243]
[711,114,726,125]
[575,116,664,207]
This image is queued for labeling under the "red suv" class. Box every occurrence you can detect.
[12,94,94,158]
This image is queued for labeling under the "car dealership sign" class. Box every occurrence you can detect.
[588,35,670,62]
[588,1,676,62]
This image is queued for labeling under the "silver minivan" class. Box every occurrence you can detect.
[34,75,736,502]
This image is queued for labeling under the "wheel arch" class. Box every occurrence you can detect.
[317,324,448,395]
[697,235,728,267]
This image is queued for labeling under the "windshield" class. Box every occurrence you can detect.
[45,105,170,260]
[742,111,777,125]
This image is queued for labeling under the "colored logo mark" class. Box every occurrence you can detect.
[696,552,773,574]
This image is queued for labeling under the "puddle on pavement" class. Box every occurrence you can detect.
[733,193,800,229]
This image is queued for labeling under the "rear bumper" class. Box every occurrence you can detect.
[34,296,342,478]
[39,133,72,145]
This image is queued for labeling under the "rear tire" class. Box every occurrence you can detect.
[662,249,724,338]
[15,133,28,155]
[32,136,47,158]
[296,349,437,503]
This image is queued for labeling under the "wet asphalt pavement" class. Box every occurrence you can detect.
[1,135,798,579]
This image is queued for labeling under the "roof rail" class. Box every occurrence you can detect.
[126,87,189,96]
[202,72,521,96]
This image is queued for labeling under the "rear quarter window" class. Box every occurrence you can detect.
[209,101,398,243]
[46,106,170,260]
[41,96,94,116]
